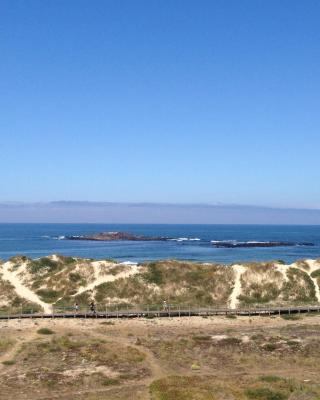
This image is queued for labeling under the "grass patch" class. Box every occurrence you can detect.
[143,263,164,285]
[282,268,317,303]
[0,339,14,355]
[311,268,320,278]
[37,328,55,335]
[29,257,62,274]
[263,343,277,352]
[281,314,301,321]
[259,376,283,383]
[68,272,83,283]
[192,335,212,342]
[2,360,16,366]
[219,337,242,346]
[150,376,225,400]
[36,289,61,303]
[101,377,119,386]
[245,387,287,400]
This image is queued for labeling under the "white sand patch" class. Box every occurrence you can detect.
[275,263,289,282]
[229,264,246,309]
[1,262,51,313]
[241,335,250,343]
[74,262,140,297]
[211,335,228,341]
[50,254,60,262]
[62,364,118,378]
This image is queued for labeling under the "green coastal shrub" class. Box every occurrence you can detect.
[37,328,55,335]
[282,268,316,303]
[29,257,61,274]
[245,387,287,400]
[143,263,164,285]
[311,269,320,279]
[36,289,61,303]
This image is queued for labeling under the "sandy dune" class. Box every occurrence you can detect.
[1,262,52,313]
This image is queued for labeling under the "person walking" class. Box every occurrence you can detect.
[89,300,96,314]
[163,300,168,312]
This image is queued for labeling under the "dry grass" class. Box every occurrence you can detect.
[238,263,283,305]
[2,257,320,312]
[1,315,320,399]
[94,260,235,307]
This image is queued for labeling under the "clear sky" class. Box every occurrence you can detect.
[1,0,319,208]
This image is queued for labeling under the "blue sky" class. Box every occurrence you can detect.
[1,0,320,208]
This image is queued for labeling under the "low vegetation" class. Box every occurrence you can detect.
[37,327,55,335]
[1,314,320,399]
[238,263,283,305]
[282,268,317,303]
[1,256,320,311]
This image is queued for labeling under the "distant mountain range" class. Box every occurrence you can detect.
[0,201,320,224]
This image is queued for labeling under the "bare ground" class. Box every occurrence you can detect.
[1,314,320,399]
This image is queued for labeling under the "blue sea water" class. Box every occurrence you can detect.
[0,224,319,264]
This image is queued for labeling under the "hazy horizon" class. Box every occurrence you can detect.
[1,201,320,224]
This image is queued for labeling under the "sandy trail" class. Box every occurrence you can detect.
[74,262,140,297]
[1,262,51,313]
[229,264,246,309]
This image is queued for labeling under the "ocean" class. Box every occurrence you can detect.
[0,224,320,264]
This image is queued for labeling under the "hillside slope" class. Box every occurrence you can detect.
[0,256,320,313]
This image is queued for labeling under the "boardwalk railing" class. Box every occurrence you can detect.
[1,303,320,320]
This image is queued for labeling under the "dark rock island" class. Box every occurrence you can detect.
[65,232,314,248]
[66,231,169,241]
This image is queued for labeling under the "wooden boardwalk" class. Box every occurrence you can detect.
[1,305,320,320]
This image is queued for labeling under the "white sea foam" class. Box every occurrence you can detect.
[211,240,272,245]
[119,261,138,266]
[170,237,201,242]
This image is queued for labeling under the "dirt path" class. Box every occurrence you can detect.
[1,262,51,313]
[94,331,166,383]
[229,264,246,309]
[74,263,140,297]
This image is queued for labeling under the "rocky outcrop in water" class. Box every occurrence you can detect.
[66,231,168,241]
